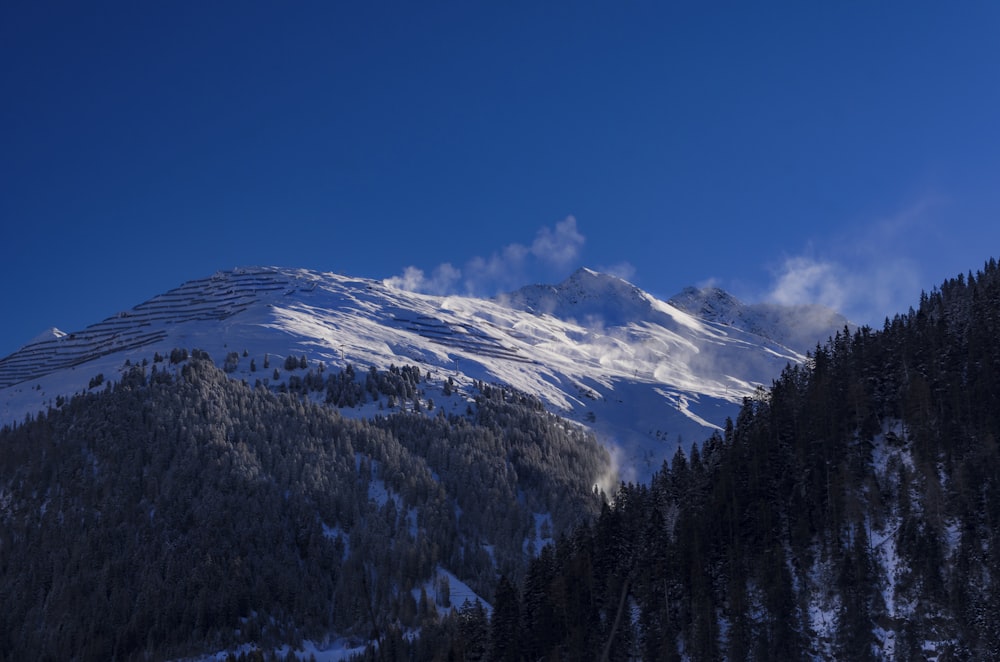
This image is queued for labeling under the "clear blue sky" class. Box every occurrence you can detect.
[2,2,999,357]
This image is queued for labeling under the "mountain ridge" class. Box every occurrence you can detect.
[0,266,848,480]
[5,261,994,661]
[668,284,853,353]
[500,267,660,326]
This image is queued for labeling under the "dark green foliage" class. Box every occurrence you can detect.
[413,259,1000,659]
[490,576,521,662]
[0,358,608,661]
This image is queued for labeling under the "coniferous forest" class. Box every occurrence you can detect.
[396,259,1000,661]
[3,259,1000,660]
[0,359,606,660]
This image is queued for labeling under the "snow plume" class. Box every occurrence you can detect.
[385,263,462,295]
[766,253,921,327]
[769,256,849,312]
[598,261,636,281]
[528,216,586,267]
[595,443,625,495]
[763,201,932,327]
[385,216,585,295]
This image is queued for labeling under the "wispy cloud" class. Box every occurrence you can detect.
[529,216,586,267]
[385,216,586,295]
[760,198,939,325]
[766,254,922,328]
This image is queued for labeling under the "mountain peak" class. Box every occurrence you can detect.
[501,268,652,324]
[566,266,614,281]
[24,327,67,348]
[668,285,852,354]
[669,286,745,320]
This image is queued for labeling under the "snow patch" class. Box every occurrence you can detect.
[411,566,492,617]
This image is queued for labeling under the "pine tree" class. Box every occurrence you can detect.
[490,576,520,662]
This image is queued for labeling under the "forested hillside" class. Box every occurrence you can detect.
[0,358,608,661]
[398,259,1000,660]
[5,258,999,661]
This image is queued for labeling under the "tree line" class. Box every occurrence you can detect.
[388,258,1000,660]
[0,357,608,661]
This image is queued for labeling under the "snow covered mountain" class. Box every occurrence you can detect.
[668,285,852,354]
[0,266,848,480]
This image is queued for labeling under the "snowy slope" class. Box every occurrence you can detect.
[669,285,852,354]
[0,267,845,481]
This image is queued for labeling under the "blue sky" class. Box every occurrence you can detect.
[2,2,999,357]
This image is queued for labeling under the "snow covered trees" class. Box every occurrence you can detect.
[0,356,607,660]
[395,259,1000,660]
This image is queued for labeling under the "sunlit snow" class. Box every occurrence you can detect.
[0,266,847,481]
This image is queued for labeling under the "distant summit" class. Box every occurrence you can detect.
[669,285,852,354]
[24,327,67,348]
[501,267,655,325]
